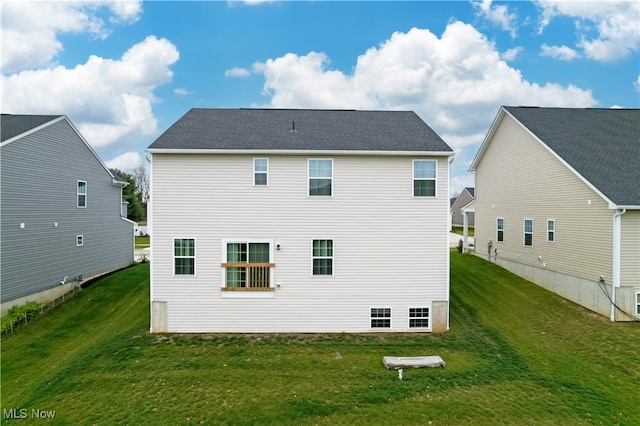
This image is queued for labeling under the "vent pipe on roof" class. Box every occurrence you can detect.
[290,120,297,132]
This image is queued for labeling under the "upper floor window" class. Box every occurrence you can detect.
[312,239,333,275]
[524,219,533,247]
[77,181,87,207]
[547,219,555,242]
[174,238,195,275]
[497,218,504,242]
[254,158,268,186]
[413,160,436,197]
[308,159,333,196]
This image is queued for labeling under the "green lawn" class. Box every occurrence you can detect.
[135,235,150,249]
[2,254,638,424]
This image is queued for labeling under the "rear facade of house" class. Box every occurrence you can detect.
[148,108,454,333]
[468,107,640,321]
[1,115,135,314]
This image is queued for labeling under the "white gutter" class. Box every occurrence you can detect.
[146,148,455,157]
[610,208,626,321]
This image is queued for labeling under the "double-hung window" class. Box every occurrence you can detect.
[547,219,555,242]
[413,160,436,197]
[409,307,430,328]
[308,159,333,196]
[524,219,533,247]
[370,307,391,328]
[497,218,504,242]
[223,242,273,289]
[174,238,195,275]
[312,239,333,275]
[77,181,87,207]
[254,158,268,186]
[636,292,640,317]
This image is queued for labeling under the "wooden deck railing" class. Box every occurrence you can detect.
[221,263,275,291]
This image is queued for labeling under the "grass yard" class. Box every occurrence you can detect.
[135,235,150,249]
[2,253,639,424]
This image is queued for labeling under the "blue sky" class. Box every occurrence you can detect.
[2,0,639,195]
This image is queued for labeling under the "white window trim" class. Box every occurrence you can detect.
[76,235,84,246]
[77,180,87,208]
[370,307,392,329]
[173,237,196,276]
[412,159,437,198]
[408,305,432,330]
[307,158,333,197]
[253,158,269,186]
[524,218,533,247]
[311,238,334,277]
[497,217,505,243]
[547,219,556,242]
[221,239,275,298]
[635,291,640,316]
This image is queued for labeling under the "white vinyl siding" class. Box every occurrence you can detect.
[470,113,640,320]
[150,154,450,332]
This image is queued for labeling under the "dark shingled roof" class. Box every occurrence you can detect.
[1,114,62,142]
[504,107,640,207]
[148,108,453,153]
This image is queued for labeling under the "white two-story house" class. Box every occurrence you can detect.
[147,108,454,333]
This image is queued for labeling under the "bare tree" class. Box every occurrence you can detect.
[132,164,150,203]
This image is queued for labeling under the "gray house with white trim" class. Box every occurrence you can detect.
[465,106,639,321]
[1,114,135,314]
[147,108,454,333]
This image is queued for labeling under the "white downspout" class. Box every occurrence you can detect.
[611,208,626,321]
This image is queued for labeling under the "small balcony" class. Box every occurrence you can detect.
[221,263,275,291]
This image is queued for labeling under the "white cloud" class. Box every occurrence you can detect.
[225,67,251,78]
[501,47,522,62]
[174,88,191,96]
[537,0,640,62]
[1,36,180,147]
[450,173,476,199]
[106,152,143,172]
[634,76,640,92]
[472,0,518,37]
[0,1,143,74]
[540,43,581,61]
[253,22,596,153]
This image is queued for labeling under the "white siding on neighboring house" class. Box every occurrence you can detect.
[150,153,450,333]
[474,114,613,282]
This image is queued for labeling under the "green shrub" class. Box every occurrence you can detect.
[1,301,42,335]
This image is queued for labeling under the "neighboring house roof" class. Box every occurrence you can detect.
[471,107,640,208]
[1,113,126,185]
[465,187,475,197]
[147,108,454,155]
[1,114,62,142]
